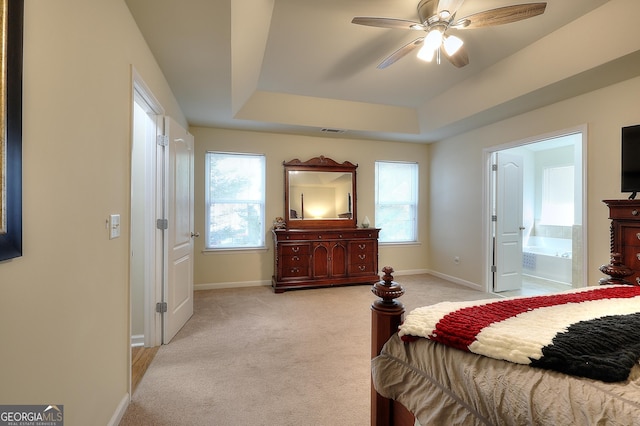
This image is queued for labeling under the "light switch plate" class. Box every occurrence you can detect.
[109,214,121,239]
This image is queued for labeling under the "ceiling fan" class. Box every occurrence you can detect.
[352,0,547,69]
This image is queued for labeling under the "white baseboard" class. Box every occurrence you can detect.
[195,280,271,291]
[107,393,129,426]
[426,269,485,292]
[389,268,430,276]
[131,334,144,347]
[195,270,436,291]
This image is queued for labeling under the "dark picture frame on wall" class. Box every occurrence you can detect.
[0,0,23,261]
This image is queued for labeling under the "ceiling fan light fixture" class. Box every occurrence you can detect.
[417,29,443,62]
[416,43,436,62]
[423,29,443,51]
[443,35,463,56]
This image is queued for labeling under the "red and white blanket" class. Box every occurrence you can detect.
[398,285,640,382]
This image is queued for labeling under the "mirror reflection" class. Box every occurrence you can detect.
[288,171,353,220]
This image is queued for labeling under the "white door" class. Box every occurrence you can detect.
[494,152,524,292]
[163,116,194,343]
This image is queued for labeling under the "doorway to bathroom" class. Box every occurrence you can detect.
[487,128,586,296]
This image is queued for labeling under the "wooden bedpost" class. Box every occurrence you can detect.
[371,266,405,426]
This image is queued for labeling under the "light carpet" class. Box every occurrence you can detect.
[119,274,493,426]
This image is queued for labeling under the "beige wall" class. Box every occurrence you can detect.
[191,127,430,287]
[428,75,640,289]
[0,1,185,424]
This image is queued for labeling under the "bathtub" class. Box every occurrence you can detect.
[522,237,572,284]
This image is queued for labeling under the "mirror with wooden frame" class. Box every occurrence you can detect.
[284,156,358,229]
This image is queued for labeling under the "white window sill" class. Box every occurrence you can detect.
[202,247,268,255]
[379,241,421,247]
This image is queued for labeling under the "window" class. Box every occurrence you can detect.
[375,161,418,243]
[205,152,266,249]
[540,165,574,226]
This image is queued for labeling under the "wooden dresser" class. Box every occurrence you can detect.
[603,199,640,285]
[272,228,380,293]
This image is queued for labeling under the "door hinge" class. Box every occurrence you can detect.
[156,218,168,230]
[491,265,497,273]
[492,164,498,171]
[156,302,168,313]
[157,135,169,146]
[491,215,497,222]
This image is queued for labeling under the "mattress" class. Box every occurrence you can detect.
[372,333,640,426]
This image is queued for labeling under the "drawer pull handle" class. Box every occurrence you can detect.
[292,247,299,252]
[359,244,366,250]
[636,233,640,240]
[359,265,366,271]
[359,254,366,260]
[637,277,640,285]
[290,267,299,273]
[633,210,639,216]
[637,253,640,261]
[292,256,299,261]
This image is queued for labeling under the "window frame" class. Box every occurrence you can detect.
[540,163,574,226]
[204,151,266,251]
[374,160,419,244]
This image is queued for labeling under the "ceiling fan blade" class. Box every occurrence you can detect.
[443,44,469,68]
[351,17,424,30]
[417,0,439,22]
[453,2,547,29]
[377,37,424,69]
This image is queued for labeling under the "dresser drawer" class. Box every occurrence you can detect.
[620,251,640,286]
[621,226,640,248]
[608,204,640,220]
[351,251,373,263]
[276,231,348,241]
[349,248,374,265]
[623,249,640,269]
[349,241,375,255]
[280,243,310,255]
[280,255,311,279]
[348,230,378,240]
[349,260,375,275]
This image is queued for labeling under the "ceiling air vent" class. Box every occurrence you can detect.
[320,128,346,134]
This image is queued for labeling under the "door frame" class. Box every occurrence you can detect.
[482,124,589,293]
[129,68,165,396]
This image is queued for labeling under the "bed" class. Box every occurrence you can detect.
[370,267,640,426]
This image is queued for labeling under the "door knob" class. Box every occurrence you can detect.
[519,226,525,230]
[191,232,200,238]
